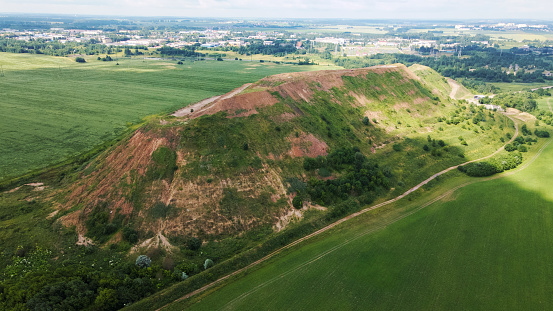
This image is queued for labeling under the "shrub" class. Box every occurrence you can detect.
[460,162,499,177]
[122,227,139,244]
[505,144,516,152]
[204,259,214,270]
[292,196,303,209]
[517,145,528,152]
[186,237,202,251]
[135,255,151,268]
[362,116,370,125]
[535,129,550,138]
[317,167,331,177]
[75,57,86,63]
[392,143,402,152]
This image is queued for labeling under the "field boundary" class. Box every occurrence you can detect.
[157,113,522,310]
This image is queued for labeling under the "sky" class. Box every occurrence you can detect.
[1,0,552,20]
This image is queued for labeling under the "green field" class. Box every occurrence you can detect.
[170,136,553,310]
[489,82,553,93]
[0,53,339,180]
[537,98,552,112]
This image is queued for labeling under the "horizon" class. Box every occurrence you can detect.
[1,0,552,21]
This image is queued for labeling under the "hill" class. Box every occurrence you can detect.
[0,64,518,310]
[56,64,471,240]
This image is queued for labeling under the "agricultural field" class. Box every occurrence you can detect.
[0,52,339,181]
[169,132,553,311]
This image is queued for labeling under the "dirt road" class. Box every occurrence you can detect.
[172,83,252,117]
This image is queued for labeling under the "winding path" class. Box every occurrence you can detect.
[157,114,521,310]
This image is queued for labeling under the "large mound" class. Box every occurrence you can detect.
[55,64,512,256]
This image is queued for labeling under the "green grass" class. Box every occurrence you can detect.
[169,136,553,310]
[489,82,553,93]
[0,52,338,181]
[537,97,552,112]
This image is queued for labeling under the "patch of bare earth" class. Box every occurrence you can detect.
[76,234,94,247]
[505,108,537,122]
[58,129,177,232]
[287,132,328,158]
[364,110,386,123]
[130,232,176,254]
[155,162,289,237]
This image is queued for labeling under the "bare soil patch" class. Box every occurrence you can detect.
[287,133,328,158]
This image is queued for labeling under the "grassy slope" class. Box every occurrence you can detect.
[173,133,553,310]
[0,52,338,180]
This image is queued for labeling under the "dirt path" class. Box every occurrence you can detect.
[157,114,520,310]
[447,78,461,100]
[172,83,252,117]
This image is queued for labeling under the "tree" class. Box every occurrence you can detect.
[292,196,303,209]
[204,259,214,270]
[362,116,370,125]
[94,288,119,311]
[135,255,151,268]
[75,57,86,63]
[186,237,202,251]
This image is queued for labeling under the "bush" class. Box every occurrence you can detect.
[186,237,202,251]
[122,227,139,243]
[392,143,402,152]
[460,162,499,177]
[517,145,528,152]
[75,57,86,63]
[204,259,214,270]
[535,129,550,138]
[505,144,517,152]
[362,116,370,125]
[317,167,331,177]
[292,196,303,209]
[135,255,151,268]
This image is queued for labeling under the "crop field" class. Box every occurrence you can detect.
[171,136,553,310]
[0,53,338,180]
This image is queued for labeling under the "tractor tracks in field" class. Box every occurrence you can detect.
[158,114,528,310]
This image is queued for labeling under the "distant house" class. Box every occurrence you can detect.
[263,41,274,46]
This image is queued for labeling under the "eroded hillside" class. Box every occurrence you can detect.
[54,64,511,252]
